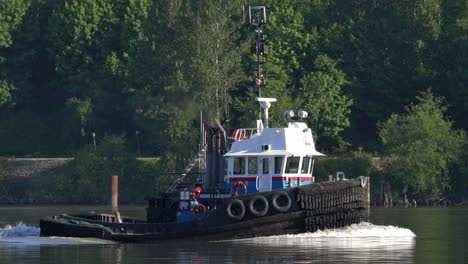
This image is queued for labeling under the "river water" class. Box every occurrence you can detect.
[0,206,466,264]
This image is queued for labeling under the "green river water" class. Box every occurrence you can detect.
[0,206,466,263]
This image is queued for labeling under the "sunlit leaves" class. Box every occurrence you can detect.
[379,90,466,198]
[298,55,351,146]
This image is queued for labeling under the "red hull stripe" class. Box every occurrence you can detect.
[229,176,313,182]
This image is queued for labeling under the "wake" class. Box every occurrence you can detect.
[0,222,39,238]
[0,223,111,245]
[279,222,415,238]
[233,222,416,250]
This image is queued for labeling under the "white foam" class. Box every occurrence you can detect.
[279,222,416,238]
[232,222,416,251]
[0,222,40,238]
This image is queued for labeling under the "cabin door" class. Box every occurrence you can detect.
[257,157,272,192]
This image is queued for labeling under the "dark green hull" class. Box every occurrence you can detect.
[40,178,369,242]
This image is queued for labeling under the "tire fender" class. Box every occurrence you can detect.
[272,191,291,213]
[249,195,269,217]
[226,199,245,220]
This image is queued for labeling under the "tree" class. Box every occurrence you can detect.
[260,2,316,127]
[0,0,28,108]
[378,90,466,199]
[130,0,201,167]
[0,81,15,108]
[45,0,150,149]
[188,0,246,119]
[62,97,93,149]
[132,0,247,173]
[297,54,352,148]
[436,0,468,131]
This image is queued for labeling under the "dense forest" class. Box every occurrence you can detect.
[0,0,467,203]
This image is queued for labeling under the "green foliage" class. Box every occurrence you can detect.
[0,111,63,156]
[297,54,352,147]
[30,134,155,203]
[0,80,15,108]
[0,0,467,199]
[64,97,93,137]
[0,0,28,48]
[378,90,466,198]
[68,134,139,202]
[314,150,375,182]
[46,0,150,143]
[0,0,28,108]
[0,157,9,199]
[131,158,159,198]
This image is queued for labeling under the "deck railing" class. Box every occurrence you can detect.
[230,128,262,142]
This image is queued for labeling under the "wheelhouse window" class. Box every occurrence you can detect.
[285,157,300,174]
[301,157,311,174]
[262,158,269,174]
[274,157,283,174]
[233,157,245,175]
[248,157,258,174]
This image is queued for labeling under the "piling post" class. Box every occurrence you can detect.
[111,175,123,223]
[111,175,119,212]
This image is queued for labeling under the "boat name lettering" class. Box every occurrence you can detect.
[199,194,231,199]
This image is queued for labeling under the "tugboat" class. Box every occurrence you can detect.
[40,6,370,242]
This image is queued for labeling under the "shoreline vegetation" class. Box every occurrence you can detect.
[0,2,467,205]
[0,138,467,207]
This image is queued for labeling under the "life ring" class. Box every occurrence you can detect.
[192,203,207,221]
[272,191,291,213]
[232,129,246,142]
[226,199,245,220]
[249,195,269,217]
[360,177,367,188]
[230,181,247,196]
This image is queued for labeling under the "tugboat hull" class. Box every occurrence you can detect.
[40,177,369,242]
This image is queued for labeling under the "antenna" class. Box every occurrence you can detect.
[250,6,267,98]
[249,6,268,119]
[249,6,267,25]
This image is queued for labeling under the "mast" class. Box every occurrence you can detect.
[249,6,268,118]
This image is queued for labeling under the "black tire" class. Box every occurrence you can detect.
[249,195,269,217]
[272,191,291,213]
[226,199,245,220]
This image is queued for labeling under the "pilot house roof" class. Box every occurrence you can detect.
[225,122,324,157]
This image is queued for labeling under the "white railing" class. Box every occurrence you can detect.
[166,146,206,193]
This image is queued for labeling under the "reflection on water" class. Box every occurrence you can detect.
[0,207,466,264]
[212,223,416,264]
[0,222,416,264]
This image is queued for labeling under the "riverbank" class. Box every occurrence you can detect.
[0,154,160,205]
[1,154,466,205]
